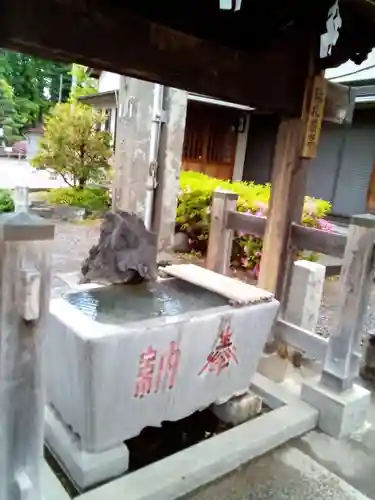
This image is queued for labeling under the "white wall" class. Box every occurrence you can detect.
[26,132,42,160]
[98,72,121,92]
[326,48,375,83]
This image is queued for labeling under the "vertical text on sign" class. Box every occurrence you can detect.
[199,317,238,376]
[134,341,181,398]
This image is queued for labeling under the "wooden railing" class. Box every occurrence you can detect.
[205,190,375,377]
[206,190,347,277]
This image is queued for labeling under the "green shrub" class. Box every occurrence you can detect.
[177,171,332,275]
[0,189,14,212]
[46,186,110,213]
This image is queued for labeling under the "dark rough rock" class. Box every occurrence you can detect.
[81,211,157,284]
[173,232,190,253]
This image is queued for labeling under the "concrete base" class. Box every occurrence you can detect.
[301,379,371,438]
[257,353,289,383]
[74,374,318,500]
[211,391,262,426]
[44,405,129,490]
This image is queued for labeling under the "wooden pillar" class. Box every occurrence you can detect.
[258,71,327,306]
[257,118,303,297]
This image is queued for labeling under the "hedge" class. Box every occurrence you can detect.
[176,171,333,276]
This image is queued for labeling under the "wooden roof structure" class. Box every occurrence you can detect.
[1,0,375,113]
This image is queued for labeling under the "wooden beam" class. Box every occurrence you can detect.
[227,211,347,258]
[0,0,309,113]
[291,225,346,258]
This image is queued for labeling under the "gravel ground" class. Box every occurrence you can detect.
[52,220,100,275]
[317,278,375,339]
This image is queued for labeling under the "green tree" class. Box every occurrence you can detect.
[0,78,22,144]
[69,64,98,102]
[32,103,112,189]
[0,49,72,130]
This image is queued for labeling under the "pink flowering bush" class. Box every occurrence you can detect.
[176,171,332,275]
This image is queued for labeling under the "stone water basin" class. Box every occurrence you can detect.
[46,266,279,455]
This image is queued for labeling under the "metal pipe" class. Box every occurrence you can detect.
[144,83,164,230]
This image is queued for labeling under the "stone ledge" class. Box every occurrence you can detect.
[74,375,318,500]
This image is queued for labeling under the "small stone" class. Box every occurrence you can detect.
[211,391,263,426]
[173,232,190,253]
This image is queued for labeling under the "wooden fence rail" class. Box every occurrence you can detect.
[227,210,347,258]
[206,191,348,276]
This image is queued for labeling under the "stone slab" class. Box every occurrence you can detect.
[76,376,318,500]
[301,378,371,438]
[184,446,370,500]
[45,405,129,490]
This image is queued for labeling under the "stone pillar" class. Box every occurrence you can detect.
[113,76,154,218]
[302,214,375,438]
[0,188,55,500]
[13,185,29,212]
[285,260,326,332]
[257,260,325,383]
[152,87,188,260]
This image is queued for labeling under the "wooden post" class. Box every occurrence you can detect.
[321,214,375,392]
[206,190,238,275]
[258,70,327,303]
[257,118,303,297]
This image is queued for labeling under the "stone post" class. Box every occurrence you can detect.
[113,76,154,217]
[13,185,29,212]
[285,260,326,332]
[258,260,326,382]
[152,87,188,260]
[206,190,238,275]
[0,187,54,500]
[302,214,375,438]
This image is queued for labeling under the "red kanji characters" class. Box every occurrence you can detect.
[134,346,157,397]
[134,341,181,398]
[199,320,238,376]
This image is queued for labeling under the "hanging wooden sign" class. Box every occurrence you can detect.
[301,73,327,159]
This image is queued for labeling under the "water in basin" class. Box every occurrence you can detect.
[64,278,228,325]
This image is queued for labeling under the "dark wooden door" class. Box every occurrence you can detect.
[182,102,239,180]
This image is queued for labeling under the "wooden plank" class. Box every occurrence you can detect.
[226,211,266,238]
[301,73,327,159]
[206,191,238,275]
[226,211,347,258]
[257,119,304,297]
[164,264,273,305]
[0,0,310,114]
